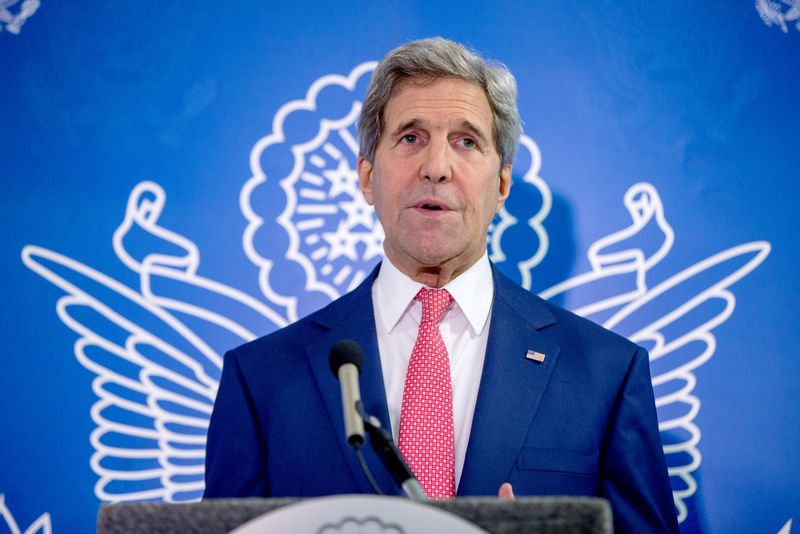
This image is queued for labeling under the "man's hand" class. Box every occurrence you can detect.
[498,482,515,500]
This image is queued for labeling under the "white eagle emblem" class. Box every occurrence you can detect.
[0,494,51,534]
[22,62,771,527]
[0,0,39,35]
[756,0,800,33]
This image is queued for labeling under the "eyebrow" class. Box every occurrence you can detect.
[389,119,423,138]
[389,118,491,145]
[458,119,490,145]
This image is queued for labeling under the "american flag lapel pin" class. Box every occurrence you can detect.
[525,349,546,363]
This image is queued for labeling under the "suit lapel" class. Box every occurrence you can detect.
[305,265,400,496]
[458,268,561,495]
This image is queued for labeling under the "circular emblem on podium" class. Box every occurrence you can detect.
[231,495,487,533]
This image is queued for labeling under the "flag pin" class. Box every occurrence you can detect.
[526,350,546,363]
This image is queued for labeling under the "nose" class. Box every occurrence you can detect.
[420,137,452,184]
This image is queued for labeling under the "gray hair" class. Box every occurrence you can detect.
[358,37,522,167]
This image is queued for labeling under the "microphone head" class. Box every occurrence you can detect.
[329,339,364,378]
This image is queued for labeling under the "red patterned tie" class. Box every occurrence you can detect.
[398,288,456,499]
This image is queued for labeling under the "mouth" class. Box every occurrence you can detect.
[414,200,450,212]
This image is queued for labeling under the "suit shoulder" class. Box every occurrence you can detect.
[229,300,334,361]
[543,300,638,352]
[227,272,375,365]
[494,269,641,357]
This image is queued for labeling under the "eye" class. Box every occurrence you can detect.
[401,134,418,144]
[460,137,477,149]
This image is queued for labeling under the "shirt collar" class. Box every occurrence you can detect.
[375,253,494,335]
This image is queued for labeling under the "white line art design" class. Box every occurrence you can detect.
[241,62,547,320]
[488,135,552,287]
[0,0,39,35]
[0,494,51,534]
[22,181,285,502]
[21,65,770,528]
[756,0,800,33]
[540,183,770,523]
[241,62,378,320]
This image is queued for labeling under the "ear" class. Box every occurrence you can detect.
[496,163,512,211]
[357,155,375,205]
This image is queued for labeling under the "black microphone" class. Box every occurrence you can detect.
[357,403,427,501]
[329,340,426,501]
[329,340,366,447]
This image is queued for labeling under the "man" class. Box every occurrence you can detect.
[204,37,678,533]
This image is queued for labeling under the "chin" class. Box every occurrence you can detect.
[410,246,461,268]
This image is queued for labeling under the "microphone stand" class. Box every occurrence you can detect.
[355,400,427,501]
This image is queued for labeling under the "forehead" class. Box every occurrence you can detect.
[382,76,494,131]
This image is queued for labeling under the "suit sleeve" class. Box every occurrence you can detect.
[600,346,679,533]
[203,350,270,498]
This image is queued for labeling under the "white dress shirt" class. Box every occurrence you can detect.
[371,253,494,489]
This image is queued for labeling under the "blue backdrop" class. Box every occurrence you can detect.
[2,2,798,532]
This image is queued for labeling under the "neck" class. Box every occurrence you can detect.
[410,267,459,288]
[384,250,485,288]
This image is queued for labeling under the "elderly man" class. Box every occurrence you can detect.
[204,37,678,533]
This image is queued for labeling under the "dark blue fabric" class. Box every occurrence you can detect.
[204,264,678,533]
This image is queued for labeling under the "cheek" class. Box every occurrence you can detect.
[374,179,392,204]
[374,174,407,207]
[481,186,501,215]
[369,181,394,221]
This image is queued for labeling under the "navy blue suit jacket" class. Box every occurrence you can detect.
[204,264,678,533]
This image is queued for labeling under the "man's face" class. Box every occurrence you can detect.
[357,76,511,280]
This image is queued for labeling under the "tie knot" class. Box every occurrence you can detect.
[415,288,453,325]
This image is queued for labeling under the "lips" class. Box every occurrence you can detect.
[414,199,450,212]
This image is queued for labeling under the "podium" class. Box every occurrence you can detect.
[98,496,613,533]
